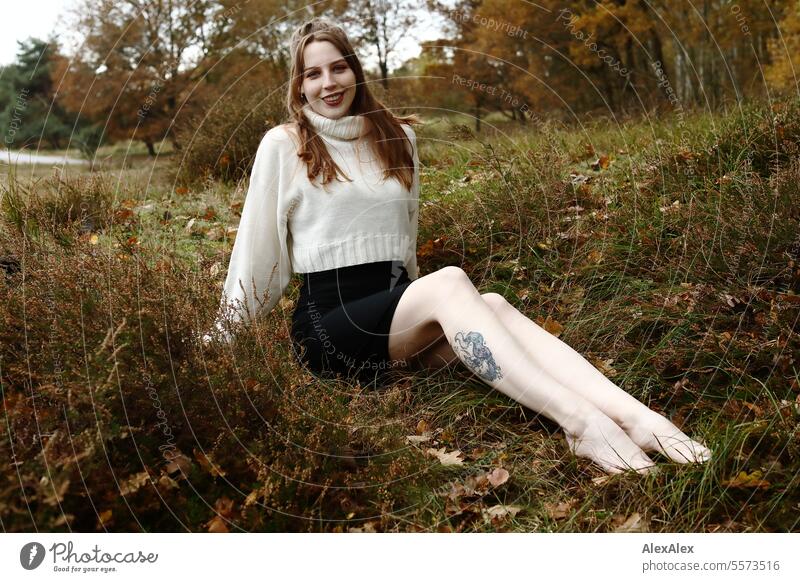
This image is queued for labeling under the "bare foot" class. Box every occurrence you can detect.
[565,411,657,475]
[622,410,712,464]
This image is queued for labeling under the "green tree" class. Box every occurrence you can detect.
[0,37,77,150]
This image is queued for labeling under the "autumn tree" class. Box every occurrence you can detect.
[338,0,427,89]
[766,1,800,94]
[427,0,794,120]
[55,0,218,156]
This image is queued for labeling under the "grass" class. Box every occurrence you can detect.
[1,97,799,532]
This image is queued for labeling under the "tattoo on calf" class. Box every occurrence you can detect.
[452,331,503,381]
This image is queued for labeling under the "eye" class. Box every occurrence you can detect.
[335,64,347,72]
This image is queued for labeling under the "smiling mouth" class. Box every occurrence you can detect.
[322,92,344,106]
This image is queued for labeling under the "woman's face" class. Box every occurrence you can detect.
[301,40,357,119]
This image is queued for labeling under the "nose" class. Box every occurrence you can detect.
[323,69,337,89]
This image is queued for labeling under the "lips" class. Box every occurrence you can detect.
[322,91,344,106]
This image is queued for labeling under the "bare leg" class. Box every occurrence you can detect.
[388,267,657,474]
[479,293,712,464]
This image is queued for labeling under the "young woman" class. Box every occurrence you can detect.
[207,17,712,475]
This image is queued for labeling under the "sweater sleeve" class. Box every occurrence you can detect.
[211,130,293,342]
[404,125,420,281]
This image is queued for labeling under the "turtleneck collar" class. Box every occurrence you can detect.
[301,103,369,141]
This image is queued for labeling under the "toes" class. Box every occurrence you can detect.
[602,463,624,475]
[566,426,657,476]
[681,439,713,463]
[697,444,713,462]
[627,415,713,464]
[615,448,656,474]
[631,451,657,474]
[602,451,656,475]
[654,433,712,464]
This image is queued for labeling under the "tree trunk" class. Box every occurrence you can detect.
[380,60,389,90]
[651,32,667,106]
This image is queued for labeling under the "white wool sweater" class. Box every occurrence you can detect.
[210,103,420,340]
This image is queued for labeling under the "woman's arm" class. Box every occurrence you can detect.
[207,129,293,343]
[404,125,420,281]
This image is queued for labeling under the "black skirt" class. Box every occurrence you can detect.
[290,260,414,385]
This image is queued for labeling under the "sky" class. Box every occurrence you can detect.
[0,1,447,71]
[0,1,78,67]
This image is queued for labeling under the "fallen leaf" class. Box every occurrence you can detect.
[348,522,377,533]
[207,516,229,533]
[114,208,133,222]
[741,401,764,418]
[426,447,464,466]
[570,172,591,185]
[157,475,179,491]
[592,357,618,377]
[444,481,469,501]
[119,471,150,496]
[483,504,522,523]
[205,226,224,241]
[193,448,226,478]
[586,249,603,264]
[722,470,770,490]
[244,489,261,507]
[207,496,235,532]
[463,473,490,495]
[214,496,235,517]
[537,315,564,337]
[544,499,576,520]
[98,509,113,526]
[614,512,647,532]
[590,154,610,170]
[722,292,745,308]
[658,200,681,213]
[486,467,509,488]
[164,451,192,477]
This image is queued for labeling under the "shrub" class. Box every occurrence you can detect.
[171,82,287,186]
[0,207,426,531]
[0,169,117,242]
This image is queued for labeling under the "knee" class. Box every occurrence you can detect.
[437,265,473,290]
[481,292,512,315]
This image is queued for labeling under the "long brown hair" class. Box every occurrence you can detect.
[287,18,421,191]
